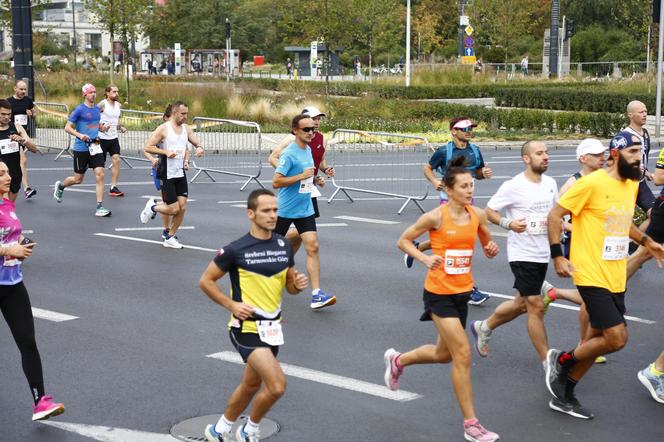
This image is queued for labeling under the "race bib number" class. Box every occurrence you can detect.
[444,249,473,274]
[310,185,321,198]
[257,320,284,346]
[14,114,28,126]
[299,176,314,194]
[602,236,629,260]
[89,142,103,156]
[526,214,548,235]
[0,139,20,155]
[3,241,19,267]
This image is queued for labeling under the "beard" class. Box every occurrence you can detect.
[532,162,548,174]
[617,153,641,180]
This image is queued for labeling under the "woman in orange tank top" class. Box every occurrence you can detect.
[383,158,501,442]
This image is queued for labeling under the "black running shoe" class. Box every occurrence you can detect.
[549,394,594,419]
[545,349,568,399]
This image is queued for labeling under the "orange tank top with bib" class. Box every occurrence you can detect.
[424,204,479,295]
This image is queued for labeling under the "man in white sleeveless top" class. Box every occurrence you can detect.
[140,101,204,248]
[98,85,127,197]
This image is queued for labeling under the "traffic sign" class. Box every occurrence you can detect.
[465,25,474,36]
[464,36,475,48]
[460,15,469,26]
[461,56,476,65]
[464,47,475,57]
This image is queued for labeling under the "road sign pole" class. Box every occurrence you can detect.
[656,2,664,139]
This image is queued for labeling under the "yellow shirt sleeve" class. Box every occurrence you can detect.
[558,173,593,216]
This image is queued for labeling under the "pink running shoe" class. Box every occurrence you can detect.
[383,348,403,391]
[464,418,500,442]
[32,395,65,421]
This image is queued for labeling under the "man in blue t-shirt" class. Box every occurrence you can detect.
[405,116,494,305]
[54,83,111,217]
[272,114,336,310]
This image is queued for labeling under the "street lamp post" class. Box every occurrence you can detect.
[71,0,77,68]
[405,0,411,87]
[225,18,231,83]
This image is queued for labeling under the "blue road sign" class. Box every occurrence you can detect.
[464,36,475,47]
[465,47,475,57]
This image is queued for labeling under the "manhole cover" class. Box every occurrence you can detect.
[171,414,280,441]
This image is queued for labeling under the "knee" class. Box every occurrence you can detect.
[304,239,319,255]
[72,175,83,184]
[453,347,472,368]
[95,169,105,180]
[166,204,179,216]
[178,201,187,212]
[526,298,545,316]
[265,378,286,400]
[606,333,628,352]
[243,380,261,396]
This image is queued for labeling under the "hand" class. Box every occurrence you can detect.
[230,301,255,320]
[483,241,499,258]
[482,165,493,179]
[100,123,110,133]
[6,243,35,260]
[293,269,309,290]
[645,239,664,267]
[26,109,35,117]
[422,254,444,270]
[150,157,159,167]
[119,126,128,134]
[79,134,91,142]
[323,166,335,177]
[435,180,444,191]
[166,150,177,158]
[301,167,315,179]
[510,218,528,233]
[9,134,25,144]
[195,146,204,157]
[314,176,325,187]
[553,256,575,278]
[184,160,190,170]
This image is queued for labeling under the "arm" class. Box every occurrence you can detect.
[548,203,574,277]
[11,125,38,153]
[143,125,174,157]
[285,267,308,294]
[199,261,255,320]
[186,125,204,157]
[485,207,527,233]
[472,207,499,258]
[268,135,294,168]
[319,137,335,176]
[65,120,91,142]
[423,163,444,191]
[654,167,664,186]
[630,224,664,266]
[272,169,314,188]
[0,242,34,260]
[397,209,443,269]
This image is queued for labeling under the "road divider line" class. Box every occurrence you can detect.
[334,216,400,225]
[207,351,421,402]
[32,308,78,322]
[140,195,197,202]
[94,233,217,253]
[60,188,96,194]
[484,291,655,325]
[114,226,195,232]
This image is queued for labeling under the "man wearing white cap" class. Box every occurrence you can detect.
[405,116,493,305]
[55,83,111,217]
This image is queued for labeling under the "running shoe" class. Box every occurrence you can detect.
[140,198,157,223]
[638,364,664,404]
[383,348,403,391]
[540,280,555,314]
[32,395,65,421]
[463,418,500,442]
[109,186,125,197]
[235,424,259,442]
[24,187,37,200]
[471,320,491,357]
[468,287,490,305]
[403,240,419,268]
[204,424,232,442]
[95,206,111,217]
[549,394,594,419]
[53,181,63,203]
[163,235,183,249]
[310,290,336,309]
[545,349,567,400]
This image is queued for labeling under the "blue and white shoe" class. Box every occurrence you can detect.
[468,286,490,305]
[638,364,664,404]
[235,424,260,442]
[204,424,232,442]
[311,290,337,310]
[403,240,420,269]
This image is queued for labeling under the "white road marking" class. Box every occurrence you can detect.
[231,203,246,207]
[61,188,96,193]
[62,181,155,187]
[207,351,422,402]
[317,223,349,227]
[32,308,78,322]
[218,200,252,204]
[484,291,655,325]
[94,233,217,253]
[140,195,197,202]
[23,230,34,234]
[40,421,176,441]
[334,216,400,225]
[114,226,195,232]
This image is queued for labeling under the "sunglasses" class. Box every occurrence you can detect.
[300,127,316,133]
[455,127,473,133]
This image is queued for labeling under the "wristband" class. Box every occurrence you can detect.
[499,217,512,230]
[639,234,650,246]
[550,244,563,258]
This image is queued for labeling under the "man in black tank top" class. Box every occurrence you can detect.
[0,99,38,201]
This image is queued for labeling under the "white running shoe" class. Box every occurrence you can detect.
[471,320,492,357]
[163,236,183,249]
[140,198,156,223]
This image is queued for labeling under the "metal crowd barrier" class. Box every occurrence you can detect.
[34,102,72,160]
[117,109,164,167]
[190,117,263,190]
[327,129,431,214]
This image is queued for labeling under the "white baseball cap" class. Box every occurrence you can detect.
[451,118,477,130]
[576,138,606,160]
[302,106,326,118]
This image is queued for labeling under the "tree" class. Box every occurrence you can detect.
[0,0,49,30]
[349,0,404,72]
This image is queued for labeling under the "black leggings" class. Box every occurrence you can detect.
[1,281,44,403]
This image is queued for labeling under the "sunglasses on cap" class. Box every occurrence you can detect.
[455,127,473,133]
[299,126,316,133]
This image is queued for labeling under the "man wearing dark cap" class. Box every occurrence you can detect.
[545,131,664,419]
[405,117,493,305]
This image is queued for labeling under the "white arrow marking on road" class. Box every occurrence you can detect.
[32,308,78,322]
[40,421,177,441]
[207,351,422,402]
[94,233,217,253]
[334,216,400,225]
[114,226,195,232]
[484,291,655,325]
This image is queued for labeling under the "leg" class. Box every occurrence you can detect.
[245,348,286,424]
[524,295,548,361]
[484,296,525,330]
[285,228,302,253]
[222,358,263,421]
[168,196,188,236]
[62,173,85,187]
[418,239,431,252]
[110,154,121,187]
[656,351,664,372]
[20,149,30,190]
[398,333,452,367]
[300,231,320,290]
[569,324,627,381]
[94,167,105,203]
[626,245,652,279]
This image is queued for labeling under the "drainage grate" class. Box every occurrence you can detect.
[171,415,280,441]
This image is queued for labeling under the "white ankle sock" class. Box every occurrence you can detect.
[245,418,260,434]
[214,415,234,434]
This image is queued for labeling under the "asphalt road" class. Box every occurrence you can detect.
[1,146,662,441]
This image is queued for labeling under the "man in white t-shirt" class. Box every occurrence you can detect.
[471,141,558,367]
[98,85,127,197]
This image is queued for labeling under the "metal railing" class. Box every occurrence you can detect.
[190,117,264,190]
[33,102,72,160]
[326,129,431,214]
[116,109,164,167]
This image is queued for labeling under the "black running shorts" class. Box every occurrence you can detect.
[73,150,104,174]
[420,289,471,328]
[229,328,279,363]
[160,176,188,205]
[577,286,626,330]
[274,214,317,236]
[100,138,121,160]
[510,261,548,297]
